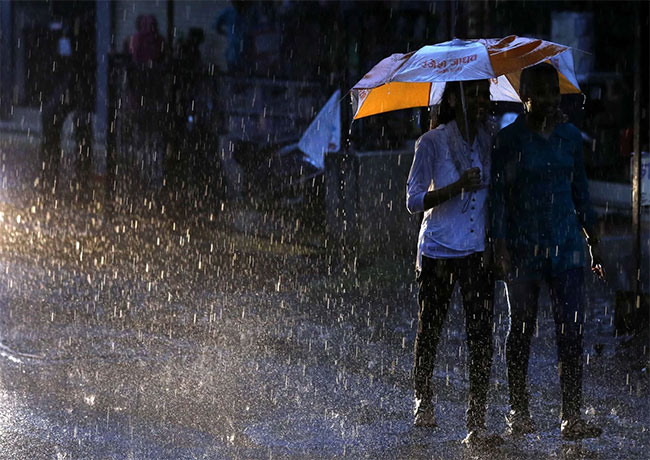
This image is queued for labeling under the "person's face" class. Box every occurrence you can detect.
[465,81,490,122]
[524,73,561,118]
[451,81,490,123]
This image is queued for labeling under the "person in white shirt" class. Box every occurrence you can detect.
[406,79,501,449]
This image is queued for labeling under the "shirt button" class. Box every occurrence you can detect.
[470,218,474,222]
[470,229,474,233]
[471,207,475,210]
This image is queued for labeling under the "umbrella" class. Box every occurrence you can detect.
[351,35,581,120]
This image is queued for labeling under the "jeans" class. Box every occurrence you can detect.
[506,267,584,420]
[413,252,494,430]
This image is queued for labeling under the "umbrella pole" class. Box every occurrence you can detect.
[459,81,470,143]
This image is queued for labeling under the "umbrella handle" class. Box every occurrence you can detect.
[459,81,470,144]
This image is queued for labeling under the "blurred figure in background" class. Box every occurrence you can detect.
[169,27,213,190]
[40,12,95,199]
[122,14,168,188]
[126,15,166,66]
[124,14,167,114]
[213,0,252,75]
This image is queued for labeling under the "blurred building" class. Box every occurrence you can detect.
[0,1,646,185]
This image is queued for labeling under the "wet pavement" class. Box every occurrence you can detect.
[0,132,648,459]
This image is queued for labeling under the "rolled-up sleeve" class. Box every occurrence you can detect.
[490,134,507,239]
[406,136,434,214]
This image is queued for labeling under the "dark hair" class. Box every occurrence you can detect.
[519,62,558,99]
[430,80,489,129]
[434,82,461,128]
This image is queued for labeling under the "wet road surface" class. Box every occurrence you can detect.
[0,135,648,459]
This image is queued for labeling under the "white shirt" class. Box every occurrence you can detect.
[406,120,491,270]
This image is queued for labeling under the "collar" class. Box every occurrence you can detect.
[446,119,490,151]
[445,120,491,176]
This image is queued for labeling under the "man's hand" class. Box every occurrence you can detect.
[589,244,606,281]
[457,167,482,193]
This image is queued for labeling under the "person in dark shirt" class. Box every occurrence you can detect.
[491,63,605,441]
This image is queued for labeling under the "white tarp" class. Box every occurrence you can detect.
[298,90,341,170]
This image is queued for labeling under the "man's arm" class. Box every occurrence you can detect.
[490,134,511,276]
[570,131,605,279]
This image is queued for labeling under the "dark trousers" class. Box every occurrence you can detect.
[506,268,584,420]
[413,252,494,430]
[40,83,93,194]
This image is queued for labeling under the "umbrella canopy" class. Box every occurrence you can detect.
[351,35,581,119]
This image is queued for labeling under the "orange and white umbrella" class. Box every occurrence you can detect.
[351,35,581,119]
